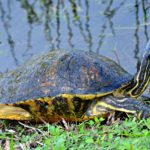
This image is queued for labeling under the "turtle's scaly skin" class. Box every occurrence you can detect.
[0,50,150,122]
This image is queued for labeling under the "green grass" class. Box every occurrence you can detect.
[0,118,150,150]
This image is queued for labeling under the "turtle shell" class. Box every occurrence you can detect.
[0,50,132,104]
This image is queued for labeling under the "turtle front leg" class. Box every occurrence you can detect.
[85,95,150,119]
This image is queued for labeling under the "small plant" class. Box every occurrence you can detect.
[0,118,150,149]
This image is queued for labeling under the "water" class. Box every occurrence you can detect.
[0,0,150,76]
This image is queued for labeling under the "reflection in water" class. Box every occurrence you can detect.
[43,0,55,50]
[134,0,150,68]
[21,0,39,56]
[21,0,39,24]
[85,0,93,52]
[96,0,125,53]
[0,0,150,73]
[134,0,140,63]
[69,0,90,49]
[0,0,19,66]
[56,0,61,49]
[62,2,75,49]
[141,0,149,41]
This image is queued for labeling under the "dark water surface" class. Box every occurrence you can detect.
[0,0,150,76]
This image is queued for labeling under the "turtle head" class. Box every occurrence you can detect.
[128,40,150,97]
[119,40,150,98]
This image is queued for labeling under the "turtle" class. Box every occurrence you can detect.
[0,41,150,123]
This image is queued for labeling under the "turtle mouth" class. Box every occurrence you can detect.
[0,104,32,120]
